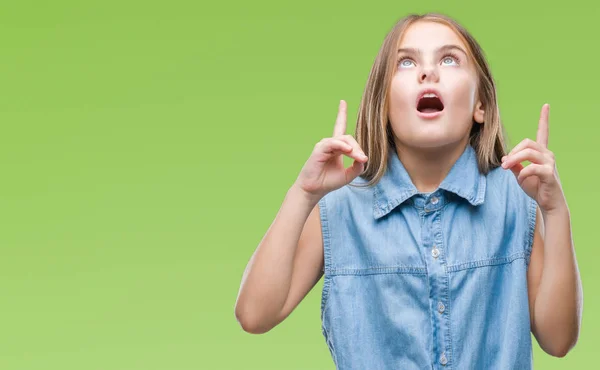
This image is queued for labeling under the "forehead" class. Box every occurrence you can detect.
[398,21,467,51]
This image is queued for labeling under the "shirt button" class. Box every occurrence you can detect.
[440,353,448,366]
[431,247,440,258]
[438,302,445,313]
[431,196,439,205]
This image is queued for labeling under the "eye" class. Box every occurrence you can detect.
[441,53,460,66]
[398,53,461,69]
[398,57,415,68]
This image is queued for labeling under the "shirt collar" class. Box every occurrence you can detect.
[373,144,486,219]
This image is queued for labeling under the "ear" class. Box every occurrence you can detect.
[473,99,484,124]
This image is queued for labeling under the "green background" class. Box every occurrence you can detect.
[0,0,595,369]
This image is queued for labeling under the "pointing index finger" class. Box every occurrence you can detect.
[537,103,550,148]
[333,100,347,137]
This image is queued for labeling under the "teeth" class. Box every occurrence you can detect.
[422,93,438,98]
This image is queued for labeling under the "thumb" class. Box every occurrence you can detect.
[508,163,524,180]
[345,159,365,183]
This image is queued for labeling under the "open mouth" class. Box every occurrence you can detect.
[417,94,444,113]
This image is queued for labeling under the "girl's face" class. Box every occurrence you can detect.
[389,21,484,150]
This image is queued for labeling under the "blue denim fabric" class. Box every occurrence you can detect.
[318,144,537,369]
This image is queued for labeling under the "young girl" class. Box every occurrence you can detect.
[234,12,583,369]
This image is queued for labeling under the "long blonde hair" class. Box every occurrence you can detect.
[351,12,508,188]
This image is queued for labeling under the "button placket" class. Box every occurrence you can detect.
[421,197,450,368]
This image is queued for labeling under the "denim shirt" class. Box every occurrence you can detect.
[317,144,537,370]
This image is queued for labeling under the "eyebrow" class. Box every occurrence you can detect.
[397,44,468,56]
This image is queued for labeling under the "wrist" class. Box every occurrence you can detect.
[289,182,322,207]
[541,199,570,220]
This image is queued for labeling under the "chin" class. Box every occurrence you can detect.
[399,133,463,150]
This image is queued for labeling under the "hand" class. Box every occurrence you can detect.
[294,100,368,202]
[501,104,566,214]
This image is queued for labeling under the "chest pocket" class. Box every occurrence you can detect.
[441,192,536,273]
[328,204,428,274]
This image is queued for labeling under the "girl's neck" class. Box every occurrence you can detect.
[394,138,469,193]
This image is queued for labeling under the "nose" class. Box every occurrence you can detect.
[419,65,439,83]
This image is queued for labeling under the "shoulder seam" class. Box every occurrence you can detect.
[317,195,333,317]
[526,196,537,260]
